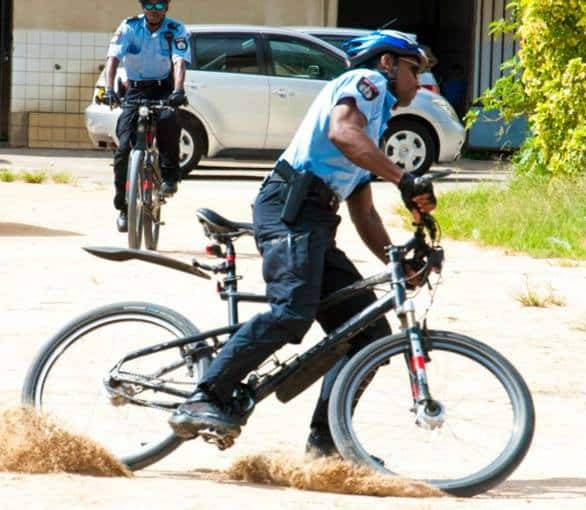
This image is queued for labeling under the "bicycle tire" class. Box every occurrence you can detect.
[127,150,144,249]
[21,302,204,471]
[328,330,535,497]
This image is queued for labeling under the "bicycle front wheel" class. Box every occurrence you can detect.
[143,167,161,251]
[22,302,203,471]
[127,150,144,249]
[328,330,535,497]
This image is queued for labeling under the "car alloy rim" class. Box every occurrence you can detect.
[384,130,427,172]
[179,128,194,168]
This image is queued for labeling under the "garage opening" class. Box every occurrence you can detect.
[337,0,474,117]
[0,0,13,142]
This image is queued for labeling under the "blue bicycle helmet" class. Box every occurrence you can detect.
[344,30,428,71]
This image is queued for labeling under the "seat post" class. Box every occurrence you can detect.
[223,239,239,326]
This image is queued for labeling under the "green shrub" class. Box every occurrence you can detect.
[20,171,47,184]
[0,169,17,182]
[468,0,586,178]
[51,171,74,184]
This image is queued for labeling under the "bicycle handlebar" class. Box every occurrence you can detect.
[95,95,176,110]
[413,169,452,187]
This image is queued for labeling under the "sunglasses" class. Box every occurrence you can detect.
[142,2,167,11]
[399,57,422,76]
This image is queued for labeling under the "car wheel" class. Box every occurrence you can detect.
[382,119,436,176]
[178,111,205,177]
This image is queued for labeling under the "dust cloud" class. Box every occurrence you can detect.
[0,408,131,477]
[226,452,444,498]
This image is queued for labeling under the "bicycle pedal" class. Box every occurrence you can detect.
[199,427,236,450]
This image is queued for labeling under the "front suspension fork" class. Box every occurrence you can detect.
[399,300,432,402]
[398,301,444,429]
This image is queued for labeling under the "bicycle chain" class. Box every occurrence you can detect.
[105,369,195,414]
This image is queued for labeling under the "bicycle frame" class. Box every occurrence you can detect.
[131,103,162,194]
[105,220,441,414]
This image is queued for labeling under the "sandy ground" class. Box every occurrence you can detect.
[0,151,585,509]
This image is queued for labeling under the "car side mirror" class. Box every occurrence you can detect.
[307,65,321,79]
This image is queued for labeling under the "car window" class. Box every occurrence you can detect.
[312,35,350,51]
[193,34,260,74]
[267,38,345,81]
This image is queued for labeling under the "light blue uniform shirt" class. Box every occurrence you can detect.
[280,69,396,201]
[107,15,191,81]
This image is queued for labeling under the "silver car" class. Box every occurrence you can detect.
[86,25,464,176]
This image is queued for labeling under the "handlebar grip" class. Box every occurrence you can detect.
[414,169,452,186]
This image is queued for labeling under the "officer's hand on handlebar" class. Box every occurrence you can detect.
[103,87,121,109]
[168,89,188,107]
[398,172,437,223]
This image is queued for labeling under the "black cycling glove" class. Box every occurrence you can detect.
[398,173,436,211]
[168,90,188,107]
[103,87,120,108]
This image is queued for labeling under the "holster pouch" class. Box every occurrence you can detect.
[275,160,314,225]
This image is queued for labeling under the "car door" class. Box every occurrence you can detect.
[185,33,269,150]
[264,36,347,149]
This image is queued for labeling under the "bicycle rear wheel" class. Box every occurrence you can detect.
[22,302,205,471]
[328,330,535,497]
[127,150,144,249]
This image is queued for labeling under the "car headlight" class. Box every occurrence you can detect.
[431,97,460,123]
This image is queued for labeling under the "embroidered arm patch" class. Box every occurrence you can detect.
[356,77,379,101]
[175,38,187,51]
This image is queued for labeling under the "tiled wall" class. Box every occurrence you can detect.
[10,29,111,148]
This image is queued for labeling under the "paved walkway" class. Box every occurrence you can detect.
[0,148,510,186]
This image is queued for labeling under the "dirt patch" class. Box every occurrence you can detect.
[0,408,131,477]
[226,452,444,498]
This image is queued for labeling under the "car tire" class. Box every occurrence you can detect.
[178,111,205,178]
[381,119,436,176]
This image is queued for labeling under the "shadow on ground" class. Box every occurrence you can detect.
[0,223,82,237]
[486,478,586,499]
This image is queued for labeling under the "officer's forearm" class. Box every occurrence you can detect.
[352,206,391,264]
[173,59,186,91]
[329,125,404,185]
[105,57,120,89]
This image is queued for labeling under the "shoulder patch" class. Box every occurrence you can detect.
[174,37,187,51]
[356,76,380,101]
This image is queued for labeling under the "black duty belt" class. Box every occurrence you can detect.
[128,79,166,89]
[266,164,339,215]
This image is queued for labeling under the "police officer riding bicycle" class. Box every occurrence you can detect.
[169,31,437,456]
[103,0,191,233]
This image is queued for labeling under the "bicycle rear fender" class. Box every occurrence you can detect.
[84,247,211,280]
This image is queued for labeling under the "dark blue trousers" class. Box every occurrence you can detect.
[199,176,391,430]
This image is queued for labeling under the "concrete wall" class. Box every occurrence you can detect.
[9,0,338,147]
[14,0,337,31]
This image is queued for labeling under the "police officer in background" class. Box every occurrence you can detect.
[169,32,437,456]
[103,0,191,232]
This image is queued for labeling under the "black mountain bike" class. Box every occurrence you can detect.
[22,175,534,496]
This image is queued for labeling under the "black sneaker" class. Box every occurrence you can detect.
[161,179,178,196]
[168,390,241,439]
[305,427,339,457]
[116,211,128,233]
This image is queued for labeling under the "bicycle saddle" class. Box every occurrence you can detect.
[196,208,254,237]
